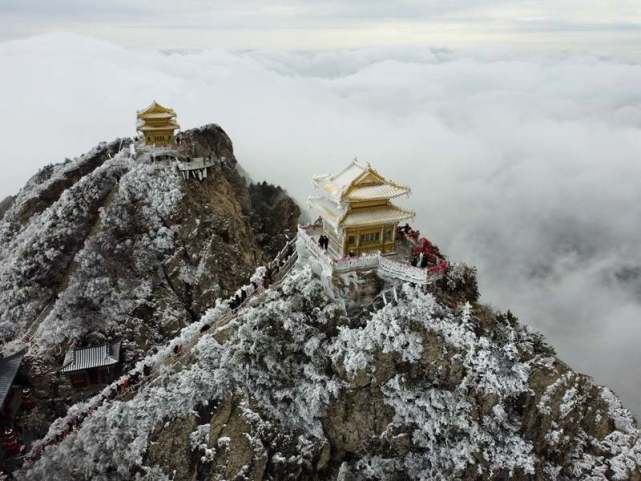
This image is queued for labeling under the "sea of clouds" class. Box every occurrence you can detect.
[1,32,640,417]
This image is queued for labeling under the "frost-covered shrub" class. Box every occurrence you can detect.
[21,262,641,481]
[563,388,641,481]
[23,266,342,479]
[329,295,426,376]
[32,161,183,349]
[331,287,536,480]
[433,262,479,304]
[381,374,535,480]
[218,266,342,436]
[189,424,215,463]
[0,154,129,342]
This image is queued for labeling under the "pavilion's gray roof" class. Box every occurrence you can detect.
[0,350,25,410]
[61,340,121,374]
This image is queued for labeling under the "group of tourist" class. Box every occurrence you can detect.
[25,239,301,466]
[229,284,252,310]
[317,235,330,251]
[410,251,433,269]
[397,223,448,272]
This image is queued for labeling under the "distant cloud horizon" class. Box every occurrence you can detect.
[1,0,641,56]
[1,31,641,420]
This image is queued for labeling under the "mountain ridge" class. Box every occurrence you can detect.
[0,125,299,474]
[1,125,639,481]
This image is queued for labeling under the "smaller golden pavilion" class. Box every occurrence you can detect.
[309,160,415,257]
[136,101,180,145]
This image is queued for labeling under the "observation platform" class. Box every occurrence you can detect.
[297,224,446,286]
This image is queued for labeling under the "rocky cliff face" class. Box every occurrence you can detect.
[19,262,641,481]
[0,125,299,453]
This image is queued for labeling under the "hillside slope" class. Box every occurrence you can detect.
[0,125,299,447]
[20,262,641,481]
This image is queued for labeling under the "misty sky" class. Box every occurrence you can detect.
[1,2,641,418]
[2,0,641,56]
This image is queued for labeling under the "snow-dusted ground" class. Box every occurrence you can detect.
[0,142,185,352]
[20,265,641,481]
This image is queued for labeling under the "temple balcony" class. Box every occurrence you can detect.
[297,224,446,286]
[176,156,219,180]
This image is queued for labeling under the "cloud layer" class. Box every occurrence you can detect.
[1,32,640,417]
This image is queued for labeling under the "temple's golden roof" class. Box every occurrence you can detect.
[137,101,180,133]
[308,196,415,228]
[313,159,410,203]
[307,196,345,228]
[341,205,415,227]
[137,100,177,118]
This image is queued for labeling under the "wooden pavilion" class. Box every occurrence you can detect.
[61,340,122,388]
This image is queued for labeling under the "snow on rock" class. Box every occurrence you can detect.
[19,265,641,481]
[0,124,302,480]
[0,124,299,360]
[31,160,184,350]
[0,149,129,343]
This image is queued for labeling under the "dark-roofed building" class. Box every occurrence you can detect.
[0,350,25,416]
[61,340,122,388]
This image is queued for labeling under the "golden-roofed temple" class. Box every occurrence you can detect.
[308,159,415,258]
[136,101,180,146]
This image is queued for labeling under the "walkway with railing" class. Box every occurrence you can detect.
[22,236,300,466]
[298,225,445,286]
[21,223,441,466]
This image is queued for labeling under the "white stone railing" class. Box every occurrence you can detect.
[298,225,444,286]
[268,236,298,278]
[334,254,379,273]
[378,256,441,284]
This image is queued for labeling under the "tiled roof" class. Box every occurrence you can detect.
[309,196,415,228]
[345,183,409,201]
[0,350,24,410]
[313,159,409,203]
[136,101,177,116]
[138,112,175,119]
[61,340,121,373]
[136,119,180,131]
[308,196,346,227]
[313,161,367,200]
[342,204,415,227]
